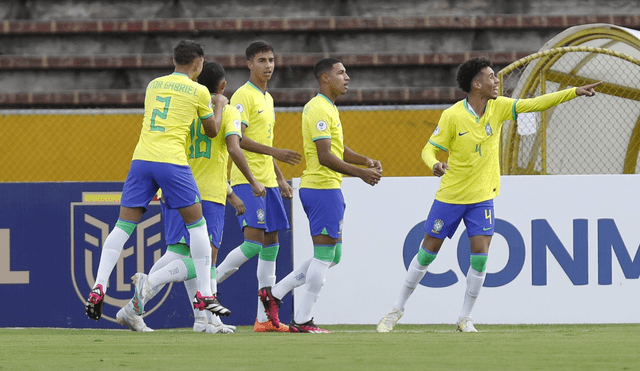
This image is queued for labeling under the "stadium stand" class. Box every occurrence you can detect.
[0,0,638,107]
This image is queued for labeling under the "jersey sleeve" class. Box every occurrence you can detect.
[515,88,577,114]
[222,105,242,139]
[230,90,251,127]
[304,103,332,141]
[196,84,214,120]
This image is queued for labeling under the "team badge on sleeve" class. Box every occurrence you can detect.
[433,126,440,136]
[316,120,328,132]
[233,119,241,131]
[235,103,244,113]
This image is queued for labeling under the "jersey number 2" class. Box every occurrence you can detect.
[150,96,171,132]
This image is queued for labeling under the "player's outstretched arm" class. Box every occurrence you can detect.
[575,81,602,97]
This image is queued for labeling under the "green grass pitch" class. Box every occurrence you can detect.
[1,324,638,370]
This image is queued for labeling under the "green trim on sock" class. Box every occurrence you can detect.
[210,265,217,280]
[183,258,197,280]
[186,216,206,229]
[417,248,437,266]
[115,219,136,236]
[332,242,342,264]
[167,243,190,257]
[259,244,279,262]
[314,244,336,262]
[239,240,262,258]
[470,254,488,272]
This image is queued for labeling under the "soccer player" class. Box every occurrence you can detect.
[215,40,303,333]
[259,57,383,333]
[85,40,229,322]
[115,62,266,333]
[376,57,602,333]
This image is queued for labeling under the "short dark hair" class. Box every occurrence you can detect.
[314,58,342,80]
[173,40,204,65]
[246,40,274,60]
[456,57,493,93]
[198,62,225,93]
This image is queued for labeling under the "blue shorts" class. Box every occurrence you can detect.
[162,199,225,248]
[121,160,201,210]
[299,188,345,239]
[424,199,495,239]
[233,184,290,233]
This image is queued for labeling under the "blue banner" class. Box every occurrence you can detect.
[0,183,292,329]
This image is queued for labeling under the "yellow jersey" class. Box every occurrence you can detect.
[229,81,277,187]
[423,88,577,204]
[187,102,242,205]
[132,72,213,166]
[300,94,344,189]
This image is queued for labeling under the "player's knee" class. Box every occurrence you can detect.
[258,244,279,261]
[331,242,342,265]
[240,240,262,258]
[470,253,488,272]
[314,244,336,262]
[417,247,437,266]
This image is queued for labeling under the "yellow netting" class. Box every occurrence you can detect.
[498,46,640,175]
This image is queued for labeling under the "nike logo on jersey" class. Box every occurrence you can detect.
[257,110,264,114]
[458,131,469,136]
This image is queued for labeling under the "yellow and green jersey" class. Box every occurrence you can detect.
[132,72,213,166]
[300,94,344,190]
[188,102,242,205]
[423,88,577,204]
[229,81,277,187]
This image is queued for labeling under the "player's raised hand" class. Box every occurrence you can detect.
[432,162,449,177]
[211,93,229,107]
[360,167,382,186]
[273,148,302,165]
[576,81,602,97]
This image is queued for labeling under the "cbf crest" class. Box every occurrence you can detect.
[70,192,172,324]
[257,208,266,224]
[485,123,493,136]
[431,219,444,234]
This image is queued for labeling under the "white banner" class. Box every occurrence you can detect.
[291,175,640,325]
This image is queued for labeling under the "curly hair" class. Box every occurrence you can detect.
[456,58,493,93]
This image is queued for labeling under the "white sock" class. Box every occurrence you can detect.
[94,226,131,291]
[210,266,218,294]
[188,221,213,296]
[458,266,486,319]
[272,257,312,300]
[294,258,331,324]
[256,259,276,322]
[124,250,185,312]
[393,255,429,312]
[216,246,250,284]
[146,259,189,289]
